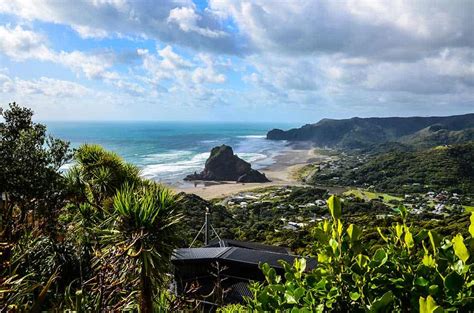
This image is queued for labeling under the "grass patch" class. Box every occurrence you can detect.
[463,205,474,212]
[344,189,402,202]
[293,163,318,181]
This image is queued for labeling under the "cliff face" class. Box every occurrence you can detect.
[267,113,474,149]
[184,145,270,182]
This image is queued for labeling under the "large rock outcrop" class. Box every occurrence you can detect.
[184,145,270,183]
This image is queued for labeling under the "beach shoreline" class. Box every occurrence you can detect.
[173,143,330,200]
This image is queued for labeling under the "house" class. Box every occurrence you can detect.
[172,239,316,305]
[283,224,298,231]
[315,200,326,206]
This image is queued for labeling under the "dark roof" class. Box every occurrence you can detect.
[172,246,317,270]
[207,238,289,254]
[171,247,230,261]
[227,281,252,300]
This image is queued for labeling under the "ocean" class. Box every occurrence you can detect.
[45,121,297,186]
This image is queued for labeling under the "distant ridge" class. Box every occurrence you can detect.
[267,113,474,149]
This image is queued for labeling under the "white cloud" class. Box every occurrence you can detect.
[168,6,226,38]
[0,25,53,61]
[191,54,226,84]
[0,25,118,80]
[72,25,109,39]
[57,51,118,80]
[362,48,474,94]
[0,0,473,119]
[209,0,473,59]
[15,77,91,97]
[138,46,226,88]
[0,0,239,54]
[208,0,474,111]
[0,73,91,97]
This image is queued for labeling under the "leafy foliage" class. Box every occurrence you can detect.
[0,102,71,238]
[242,196,474,312]
[1,104,184,312]
[104,183,183,311]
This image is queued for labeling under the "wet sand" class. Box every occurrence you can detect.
[173,144,331,200]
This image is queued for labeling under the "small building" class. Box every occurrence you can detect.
[315,200,326,206]
[172,239,316,305]
[172,210,317,307]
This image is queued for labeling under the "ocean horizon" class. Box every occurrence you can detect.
[45,121,298,185]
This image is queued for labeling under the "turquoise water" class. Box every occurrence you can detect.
[45,121,297,185]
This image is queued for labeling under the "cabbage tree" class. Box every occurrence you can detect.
[105,182,182,312]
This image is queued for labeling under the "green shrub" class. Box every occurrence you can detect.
[245,195,474,312]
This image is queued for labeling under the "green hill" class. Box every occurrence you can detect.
[267,113,474,149]
[400,125,474,149]
[310,142,474,194]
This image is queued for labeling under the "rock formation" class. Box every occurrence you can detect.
[184,145,270,183]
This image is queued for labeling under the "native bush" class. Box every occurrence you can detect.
[243,195,474,312]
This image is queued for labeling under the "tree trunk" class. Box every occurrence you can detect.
[140,265,153,313]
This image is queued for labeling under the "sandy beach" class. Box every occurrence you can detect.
[173,143,330,199]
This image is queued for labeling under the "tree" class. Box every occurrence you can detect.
[103,182,183,312]
[0,102,71,239]
[65,144,141,211]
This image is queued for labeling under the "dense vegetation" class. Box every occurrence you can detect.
[310,143,474,194]
[224,196,474,312]
[1,103,473,311]
[1,104,184,311]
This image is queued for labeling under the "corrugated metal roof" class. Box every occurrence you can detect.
[207,238,289,254]
[172,246,317,270]
[227,281,253,300]
[171,247,230,261]
[220,247,315,269]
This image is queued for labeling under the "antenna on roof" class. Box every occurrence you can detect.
[205,207,210,245]
[189,207,222,248]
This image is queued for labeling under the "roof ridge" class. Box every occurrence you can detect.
[215,246,233,259]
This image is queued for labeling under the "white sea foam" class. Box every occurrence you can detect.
[142,150,194,163]
[237,135,266,139]
[236,152,267,164]
[200,139,221,144]
[141,152,209,180]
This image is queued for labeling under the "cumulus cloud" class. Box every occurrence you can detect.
[208,0,474,111]
[0,0,240,54]
[0,25,53,61]
[0,25,119,80]
[168,6,227,38]
[138,45,226,89]
[192,54,226,84]
[0,0,473,119]
[209,0,473,59]
[0,73,91,97]
[57,50,118,80]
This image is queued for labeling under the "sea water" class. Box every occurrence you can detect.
[45,121,297,186]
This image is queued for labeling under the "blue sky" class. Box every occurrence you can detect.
[0,0,473,122]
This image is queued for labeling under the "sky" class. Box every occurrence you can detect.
[0,0,473,122]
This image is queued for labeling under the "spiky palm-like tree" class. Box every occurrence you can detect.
[65,144,141,210]
[107,182,182,312]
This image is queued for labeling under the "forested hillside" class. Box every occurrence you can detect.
[311,143,474,194]
[267,113,474,149]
